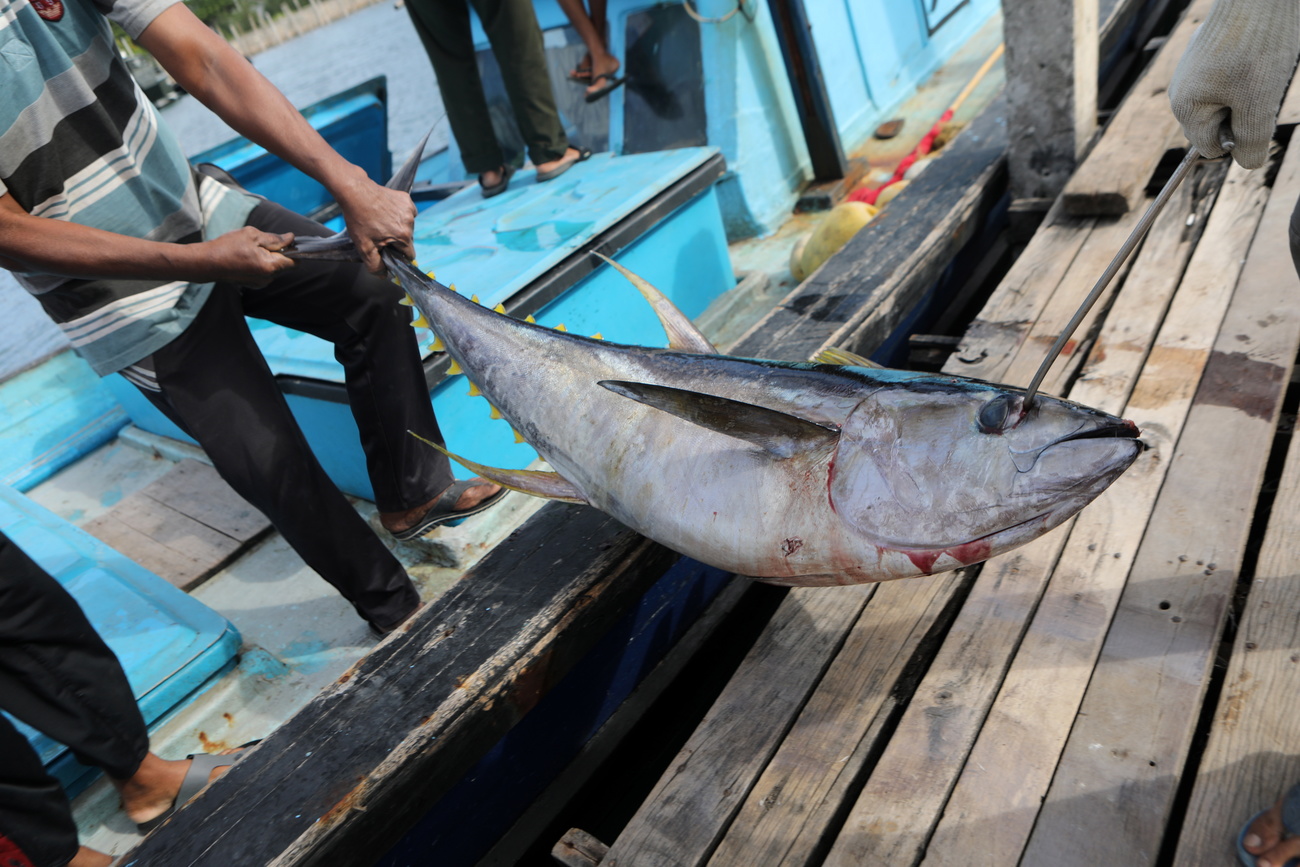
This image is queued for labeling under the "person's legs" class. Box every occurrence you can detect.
[239,202,501,533]
[473,0,572,167]
[137,279,420,631]
[239,202,455,515]
[0,531,147,867]
[556,0,618,91]
[405,0,505,176]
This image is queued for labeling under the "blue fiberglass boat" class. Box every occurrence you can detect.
[1,0,1169,861]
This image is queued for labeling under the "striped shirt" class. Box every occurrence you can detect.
[0,0,257,375]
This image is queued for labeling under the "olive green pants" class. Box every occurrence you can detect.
[406,0,570,173]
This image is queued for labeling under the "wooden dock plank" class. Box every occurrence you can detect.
[1173,432,1300,863]
[821,529,1069,867]
[1059,0,1213,216]
[819,165,1218,867]
[1173,154,1300,859]
[995,199,1147,392]
[706,573,967,867]
[1020,131,1300,867]
[920,160,1269,867]
[595,585,875,867]
[1173,415,1300,865]
[82,459,269,590]
[1276,57,1300,126]
[943,210,1096,385]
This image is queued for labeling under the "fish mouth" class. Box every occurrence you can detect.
[1055,418,1141,445]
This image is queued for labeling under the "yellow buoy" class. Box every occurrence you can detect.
[797,201,879,280]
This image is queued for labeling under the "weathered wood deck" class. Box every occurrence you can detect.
[553,5,1300,866]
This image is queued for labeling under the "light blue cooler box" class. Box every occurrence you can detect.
[1,485,241,795]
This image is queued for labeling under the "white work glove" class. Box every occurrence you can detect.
[1169,0,1300,169]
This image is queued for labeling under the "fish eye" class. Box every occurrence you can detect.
[978,394,1019,433]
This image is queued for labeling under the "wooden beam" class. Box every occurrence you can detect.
[1059,0,1215,215]
[121,504,683,865]
[728,95,1009,365]
[1002,0,1099,201]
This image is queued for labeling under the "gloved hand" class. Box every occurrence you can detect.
[1169,0,1300,169]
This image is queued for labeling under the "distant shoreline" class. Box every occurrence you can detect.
[218,0,387,58]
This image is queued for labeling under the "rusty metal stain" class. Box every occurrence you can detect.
[1197,350,1286,419]
[318,777,371,828]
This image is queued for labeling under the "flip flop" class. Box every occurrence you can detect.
[569,61,593,82]
[479,165,515,198]
[388,479,509,541]
[137,742,260,834]
[1238,783,1300,866]
[535,147,594,182]
[585,73,625,103]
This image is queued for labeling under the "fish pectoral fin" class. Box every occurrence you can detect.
[408,431,589,504]
[599,380,839,459]
[813,347,883,369]
[592,252,718,355]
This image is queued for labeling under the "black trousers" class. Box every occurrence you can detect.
[0,530,149,867]
[135,201,453,631]
[405,0,569,173]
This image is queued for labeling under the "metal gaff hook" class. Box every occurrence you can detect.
[1021,137,1233,410]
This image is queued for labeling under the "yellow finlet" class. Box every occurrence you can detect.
[467,382,481,397]
[426,270,436,280]
[471,294,481,305]
[399,295,413,306]
[592,332,603,340]
[525,315,536,324]
[493,303,506,314]
[411,314,429,329]
[430,335,445,352]
[448,283,458,293]
[447,359,463,375]
[488,405,502,420]
[512,429,524,444]
[555,323,568,332]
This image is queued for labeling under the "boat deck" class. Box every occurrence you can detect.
[552,8,1300,867]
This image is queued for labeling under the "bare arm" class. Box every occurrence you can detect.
[136,3,416,272]
[0,191,294,286]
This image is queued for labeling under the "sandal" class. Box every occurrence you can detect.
[535,147,593,182]
[137,742,260,834]
[1238,782,1300,866]
[585,73,625,103]
[479,165,515,198]
[388,480,509,541]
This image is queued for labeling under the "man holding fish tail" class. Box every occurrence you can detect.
[1170,1,1300,865]
[0,0,502,650]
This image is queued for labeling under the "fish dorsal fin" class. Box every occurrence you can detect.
[599,380,838,459]
[408,431,588,504]
[592,252,718,354]
[814,347,883,368]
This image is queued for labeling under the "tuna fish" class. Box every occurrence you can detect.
[384,251,1141,586]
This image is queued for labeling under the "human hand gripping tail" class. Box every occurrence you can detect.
[199,226,296,287]
[1169,0,1300,169]
[333,175,418,274]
